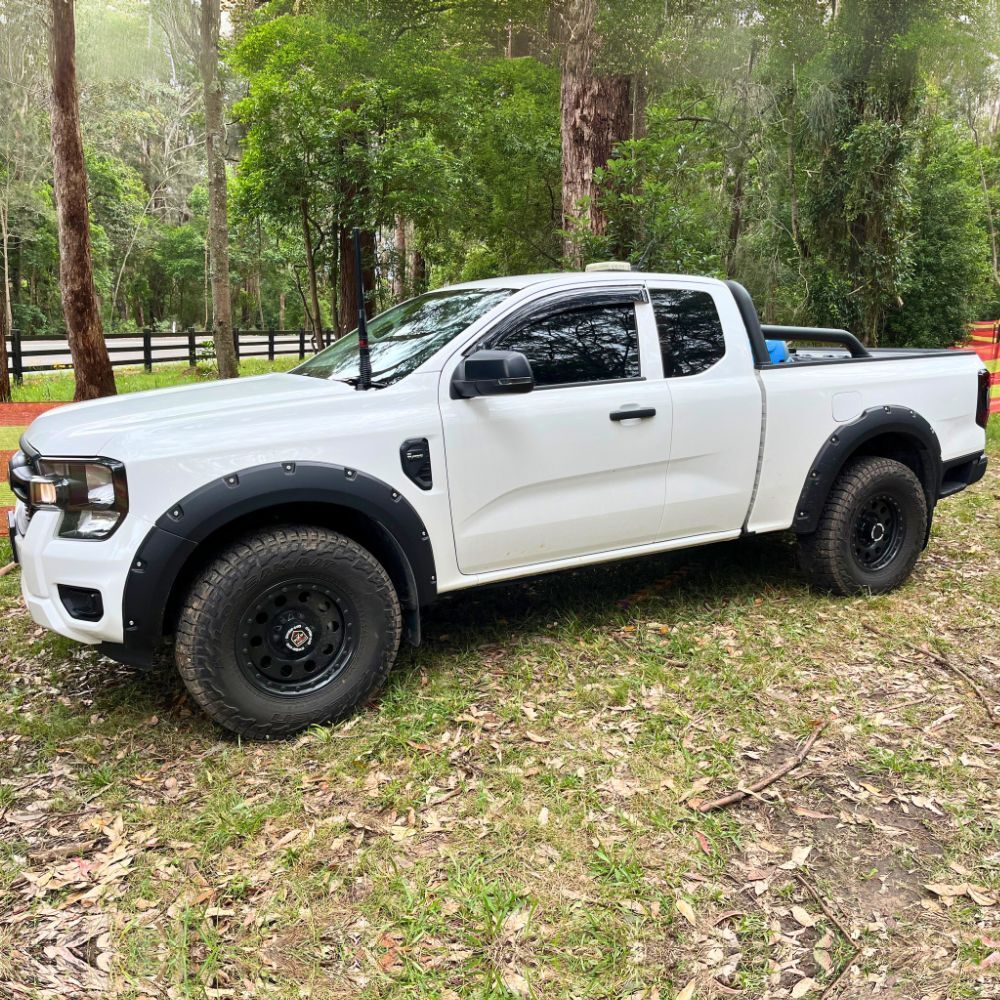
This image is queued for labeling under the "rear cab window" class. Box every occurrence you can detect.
[650,288,726,377]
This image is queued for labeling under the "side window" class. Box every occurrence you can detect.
[651,289,725,377]
[495,303,640,388]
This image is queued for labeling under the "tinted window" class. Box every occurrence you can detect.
[293,287,514,387]
[651,289,725,377]
[496,303,640,387]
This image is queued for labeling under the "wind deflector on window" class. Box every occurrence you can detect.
[481,285,648,349]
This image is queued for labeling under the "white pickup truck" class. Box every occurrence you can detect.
[8,269,991,737]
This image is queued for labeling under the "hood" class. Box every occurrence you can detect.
[22,374,355,458]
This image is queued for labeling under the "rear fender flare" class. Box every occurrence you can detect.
[792,406,941,537]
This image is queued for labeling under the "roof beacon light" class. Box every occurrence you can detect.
[584,261,632,272]
[352,227,373,391]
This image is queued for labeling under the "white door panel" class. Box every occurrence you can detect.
[646,282,763,539]
[443,382,671,573]
[657,371,762,537]
[440,291,672,575]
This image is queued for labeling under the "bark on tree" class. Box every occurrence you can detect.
[199,0,238,379]
[48,0,115,401]
[411,247,427,293]
[337,228,375,338]
[300,199,324,350]
[0,205,13,402]
[559,0,633,264]
[392,216,406,302]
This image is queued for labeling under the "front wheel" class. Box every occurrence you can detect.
[175,525,401,739]
[798,455,928,596]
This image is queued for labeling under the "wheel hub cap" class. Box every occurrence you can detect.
[852,494,903,571]
[236,580,355,695]
[283,621,314,652]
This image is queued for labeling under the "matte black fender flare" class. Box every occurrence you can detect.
[104,462,436,667]
[792,405,941,536]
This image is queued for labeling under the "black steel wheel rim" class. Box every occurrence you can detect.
[236,579,355,695]
[852,493,904,571]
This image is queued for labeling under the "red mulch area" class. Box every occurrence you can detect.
[1,404,65,514]
[0,403,65,423]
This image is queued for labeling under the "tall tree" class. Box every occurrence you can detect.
[48,0,115,400]
[558,0,633,263]
[199,0,238,378]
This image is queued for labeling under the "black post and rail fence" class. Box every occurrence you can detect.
[3,327,331,383]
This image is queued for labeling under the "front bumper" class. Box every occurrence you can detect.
[12,501,150,646]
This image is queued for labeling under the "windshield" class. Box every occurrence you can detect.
[291,287,515,386]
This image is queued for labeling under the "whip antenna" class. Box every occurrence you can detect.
[352,227,372,390]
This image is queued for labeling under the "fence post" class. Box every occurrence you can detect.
[232,326,240,363]
[142,327,152,373]
[11,328,23,386]
[298,326,305,359]
[187,326,197,368]
[267,326,275,362]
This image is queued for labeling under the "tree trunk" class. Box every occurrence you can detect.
[300,198,324,350]
[203,233,210,329]
[0,205,13,402]
[559,0,632,264]
[278,291,285,330]
[337,227,375,338]
[724,161,745,278]
[199,0,238,379]
[411,248,427,294]
[48,0,115,401]
[392,215,406,302]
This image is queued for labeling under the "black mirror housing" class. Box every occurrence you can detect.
[451,349,534,399]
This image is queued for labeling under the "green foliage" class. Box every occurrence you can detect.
[1,0,997,350]
[884,116,993,347]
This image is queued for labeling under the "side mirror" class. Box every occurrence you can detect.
[451,349,534,399]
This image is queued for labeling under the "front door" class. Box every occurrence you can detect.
[440,291,673,576]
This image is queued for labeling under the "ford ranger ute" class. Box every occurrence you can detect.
[8,269,991,738]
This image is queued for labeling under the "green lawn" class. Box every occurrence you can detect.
[11,356,302,402]
[0,424,997,998]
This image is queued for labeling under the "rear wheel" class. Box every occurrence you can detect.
[175,525,401,739]
[798,456,927,596]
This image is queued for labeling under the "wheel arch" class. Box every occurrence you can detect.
[792,406,941,539]
[106,463,436,667]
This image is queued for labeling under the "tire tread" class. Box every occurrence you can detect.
[174,525,401,739]
[798,455,927,596]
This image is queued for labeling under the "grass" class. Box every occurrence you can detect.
[9,356,302,402]
[0,421,997,996]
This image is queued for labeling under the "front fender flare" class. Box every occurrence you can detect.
[107,462,436,667]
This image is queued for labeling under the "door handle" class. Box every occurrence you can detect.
[610,407,656,422]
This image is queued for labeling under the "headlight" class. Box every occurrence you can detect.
[30,458,128,539]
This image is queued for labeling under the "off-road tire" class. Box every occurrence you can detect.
[175,525,401,739]
[798,455,927,596]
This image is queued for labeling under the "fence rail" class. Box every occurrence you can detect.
[3,327,328,382]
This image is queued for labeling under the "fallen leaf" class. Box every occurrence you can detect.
[791,905,817,928]
[791,977,819,997]
[675,980,696,1000]
[503,909,530,936]
[779,845,813,870]
[676,898,696,926]
[814,948,833,974]
[503,970,530,995]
